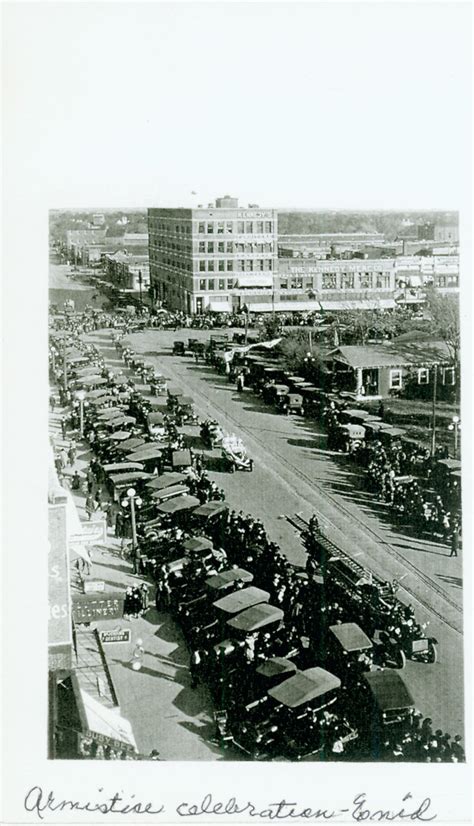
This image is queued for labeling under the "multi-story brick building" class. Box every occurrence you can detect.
[148,197,278,314]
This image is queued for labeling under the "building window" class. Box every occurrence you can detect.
[217,222,224,234]
[280,278,288,289]
[218,260,225,272]
[199,241,205,253]
[227,261,233,272]
[227,278,234,289]
[226,222,233,234]
[382,275,391,288]
[218,279,225,290]
[235,243,244,253]
[198,222,205,234]
[218,242,225,253]
[245,221,253,233]
[267,259,273,270]
[265,221,273,233]
[208,279,215,291]
[341,273,355,289]
[390,369,403,389]
[207,242,214,253]
[256,259,264,271]
[237,221,245,234]
[199,279,206,291]
[305,277,314,289]
[199,261,206,272]
[322,273,337,290]
[208,260,215,272]
[437,276,446,287]
[226,242,233,253]
[447,274,458,286]
[443,367,455,385]
[256,221,264,234]
[207,222,214,234]
[418,368,430,385]
[359,273,372,289]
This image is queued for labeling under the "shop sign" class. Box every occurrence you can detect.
[72,593,124,623]
[83,579,105,594]
[69,519,107,545]
[76,731,137,760]
[49,504,72,650]
[100,629,131,644]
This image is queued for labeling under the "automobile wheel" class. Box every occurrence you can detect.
[426,643,438,664]
[395,648,407,669]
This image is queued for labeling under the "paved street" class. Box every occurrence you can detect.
[83,326,463,737]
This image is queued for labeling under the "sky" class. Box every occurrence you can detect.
[4,1,472,210]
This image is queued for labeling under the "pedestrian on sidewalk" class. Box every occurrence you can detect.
[130,638,144,671]
[140,583,149,613]
[87,468,95,494]
[450,520,460,557]
[85,494,96,521]
[61,416,67,440]
[68,443,77,467]
[189,648,202,688]
[95,487,103,508]
[50,395,56,412]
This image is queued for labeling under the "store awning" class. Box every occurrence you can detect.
[77,687,138,751]
[275,300,322,312]
[236,274,274,288]
[320,299,397,311]
[208,300,232,312]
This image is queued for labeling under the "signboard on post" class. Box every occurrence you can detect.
[83,579,105,594]
[72,592,124,624]
[100,629,131,645]
[69,519,107,546]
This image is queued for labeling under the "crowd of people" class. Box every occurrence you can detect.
[323,402,461,551]
[48,307,464,763]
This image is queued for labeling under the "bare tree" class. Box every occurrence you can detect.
[424,286,460,364]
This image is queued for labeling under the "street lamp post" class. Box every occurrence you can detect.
[76,390,86,437]
[121,487,143,572]
[430,364,438,457]
[448,415,461,459]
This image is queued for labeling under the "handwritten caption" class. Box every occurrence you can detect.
[24,788,437,822]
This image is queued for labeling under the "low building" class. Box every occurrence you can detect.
[104,252,150,293]
[326,340,454,400]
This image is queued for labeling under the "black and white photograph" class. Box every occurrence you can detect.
[2,0,472,822]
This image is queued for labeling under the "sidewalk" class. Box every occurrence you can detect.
[49,387,223,760]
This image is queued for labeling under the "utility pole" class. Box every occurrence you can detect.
[63,337,68,390]
[430,364,437,456]
[138,270,143,310]
[308,329,312,351]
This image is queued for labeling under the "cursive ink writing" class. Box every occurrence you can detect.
[351,793,437,822]
[23,787,438,822]
[24,786,165,820]
[176,794,339,819]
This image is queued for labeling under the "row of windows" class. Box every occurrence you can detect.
[389,367,455,390]
[154,258,193,272]
[198,278,235,292]
[150,222,192,235]
[198,241,274,254]
[150,219,275,235]
[197,220,274,235]
[279,273,393,290]
[152,241,193,254]
[198,259,273,273]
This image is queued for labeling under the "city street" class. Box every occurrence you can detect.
[83,325,463,738]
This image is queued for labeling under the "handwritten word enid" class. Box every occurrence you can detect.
[24,788,437,822]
